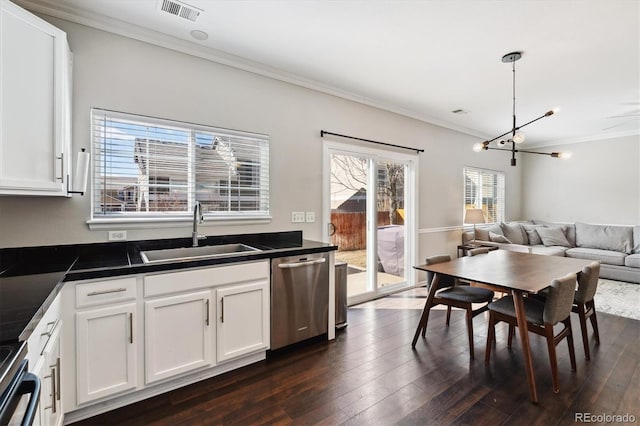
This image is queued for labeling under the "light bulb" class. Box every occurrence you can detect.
[512,132,526,144]
[473,143,484,152]
[551,151,572,159]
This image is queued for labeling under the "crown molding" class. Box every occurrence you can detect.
[14,0,488,141]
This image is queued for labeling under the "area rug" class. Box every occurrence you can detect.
[595,279,640,321]
[353,280,639,321]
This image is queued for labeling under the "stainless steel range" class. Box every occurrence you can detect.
[270,252,329,350]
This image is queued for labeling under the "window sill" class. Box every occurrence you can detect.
[87,215,272,230]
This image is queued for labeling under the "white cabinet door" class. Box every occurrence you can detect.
[76,303,137,404]
[216,280,270,363]
[0,0,70,195]
[144,290,212,384]
[40,324,63,426]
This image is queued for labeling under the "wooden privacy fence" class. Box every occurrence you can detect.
[331,211,399,250]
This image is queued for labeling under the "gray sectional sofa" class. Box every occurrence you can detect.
[462,220,640,283]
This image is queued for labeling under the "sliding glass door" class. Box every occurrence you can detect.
[324,142,416,305]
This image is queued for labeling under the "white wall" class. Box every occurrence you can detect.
[0,17,522,254]
[521,135,640,225]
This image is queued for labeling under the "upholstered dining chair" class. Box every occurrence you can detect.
[484,273,577,393]
[413,255,494,360]
[573,261,601,360]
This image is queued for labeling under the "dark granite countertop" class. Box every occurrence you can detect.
[0,231,336,346]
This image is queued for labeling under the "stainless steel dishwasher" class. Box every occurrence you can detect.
[271,252,329,350]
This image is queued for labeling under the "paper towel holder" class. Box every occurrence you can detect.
[67,148,90,195]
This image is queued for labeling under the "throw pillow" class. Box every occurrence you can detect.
[500,222,527,245]
[536,226,571,247]
[521,224,543,245]
[489,232,512,244]
[475,224,504,241]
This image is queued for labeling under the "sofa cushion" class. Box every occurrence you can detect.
[530,245,567,257]
[634,226,640,254]
[500,222,527,245]
[575,222,633,254]
[475,223,502,241]
[536,226,572,248]
[489,232,511,244]
[533,220,576,246]
[565,247,627,266]
[521,224,543,245]
[625,254,640,268]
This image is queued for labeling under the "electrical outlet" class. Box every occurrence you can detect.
[291,211,305,223]
[305,212,315,223]
[108,230,127,241]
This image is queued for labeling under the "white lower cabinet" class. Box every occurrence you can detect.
[216,280,269,363]
[144,290,212,384]
[76,303,137,404]
[63,260,271,421]
[27,293,63,426]
[39,324,62,426]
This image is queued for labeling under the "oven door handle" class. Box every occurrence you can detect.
[17,372,41,426]
[278,258,326,269]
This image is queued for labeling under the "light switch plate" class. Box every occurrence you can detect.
[108,230,127,241]
[291,212,305,223]
[305,212,315,223]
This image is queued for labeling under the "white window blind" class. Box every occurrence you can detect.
[463,166,505,223]
[91,109,269,220]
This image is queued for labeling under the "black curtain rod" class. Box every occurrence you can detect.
[320,130,424,154]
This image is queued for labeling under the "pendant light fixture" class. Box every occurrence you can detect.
[473,52,571,166]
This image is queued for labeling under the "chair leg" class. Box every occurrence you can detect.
[588,300,600,346]
[446,306,452,326]
[485,311,495,364]
[412,301,433,347]
[421,305,432,338]
[465,305,474,360]
[507,324,515,349]
[576,304,590,360]
[564,318,577,372]
[544,324,560,393]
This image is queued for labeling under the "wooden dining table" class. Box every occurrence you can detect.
[413,250,593,403]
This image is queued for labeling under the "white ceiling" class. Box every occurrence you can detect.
[19,0,640,146]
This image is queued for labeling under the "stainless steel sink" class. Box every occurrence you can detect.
[140,243,261,264]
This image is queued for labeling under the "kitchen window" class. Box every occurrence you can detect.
[90,109,269,226]
[463,166,504,223]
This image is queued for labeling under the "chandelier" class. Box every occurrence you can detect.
[473,52,571,166]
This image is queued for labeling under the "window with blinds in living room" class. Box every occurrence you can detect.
[463,166,505,223]
[90,108,270,223]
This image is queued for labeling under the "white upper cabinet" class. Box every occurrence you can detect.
[0,0,71,196]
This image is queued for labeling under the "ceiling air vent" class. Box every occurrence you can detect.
[159,0,202,22]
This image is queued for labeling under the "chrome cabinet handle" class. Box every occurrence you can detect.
[87,288,127,296]
[56,153,64,182]
[205,299,210,326]
[51,365,57,413]
[40,320,59,355]
[44,366,57,412]
[220,297,224,324]
[278,258,326,269]
[129,313,133,344]
[55,357,61,401]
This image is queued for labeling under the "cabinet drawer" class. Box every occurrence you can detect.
[27,293,61,365]
[76,277,137,308]
[144,261,269,297]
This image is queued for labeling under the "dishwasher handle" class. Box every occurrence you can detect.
[277,258,326,269]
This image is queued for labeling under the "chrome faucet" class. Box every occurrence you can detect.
[192,201,206,247]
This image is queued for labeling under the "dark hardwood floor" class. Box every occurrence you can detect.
[72,295,639,426]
